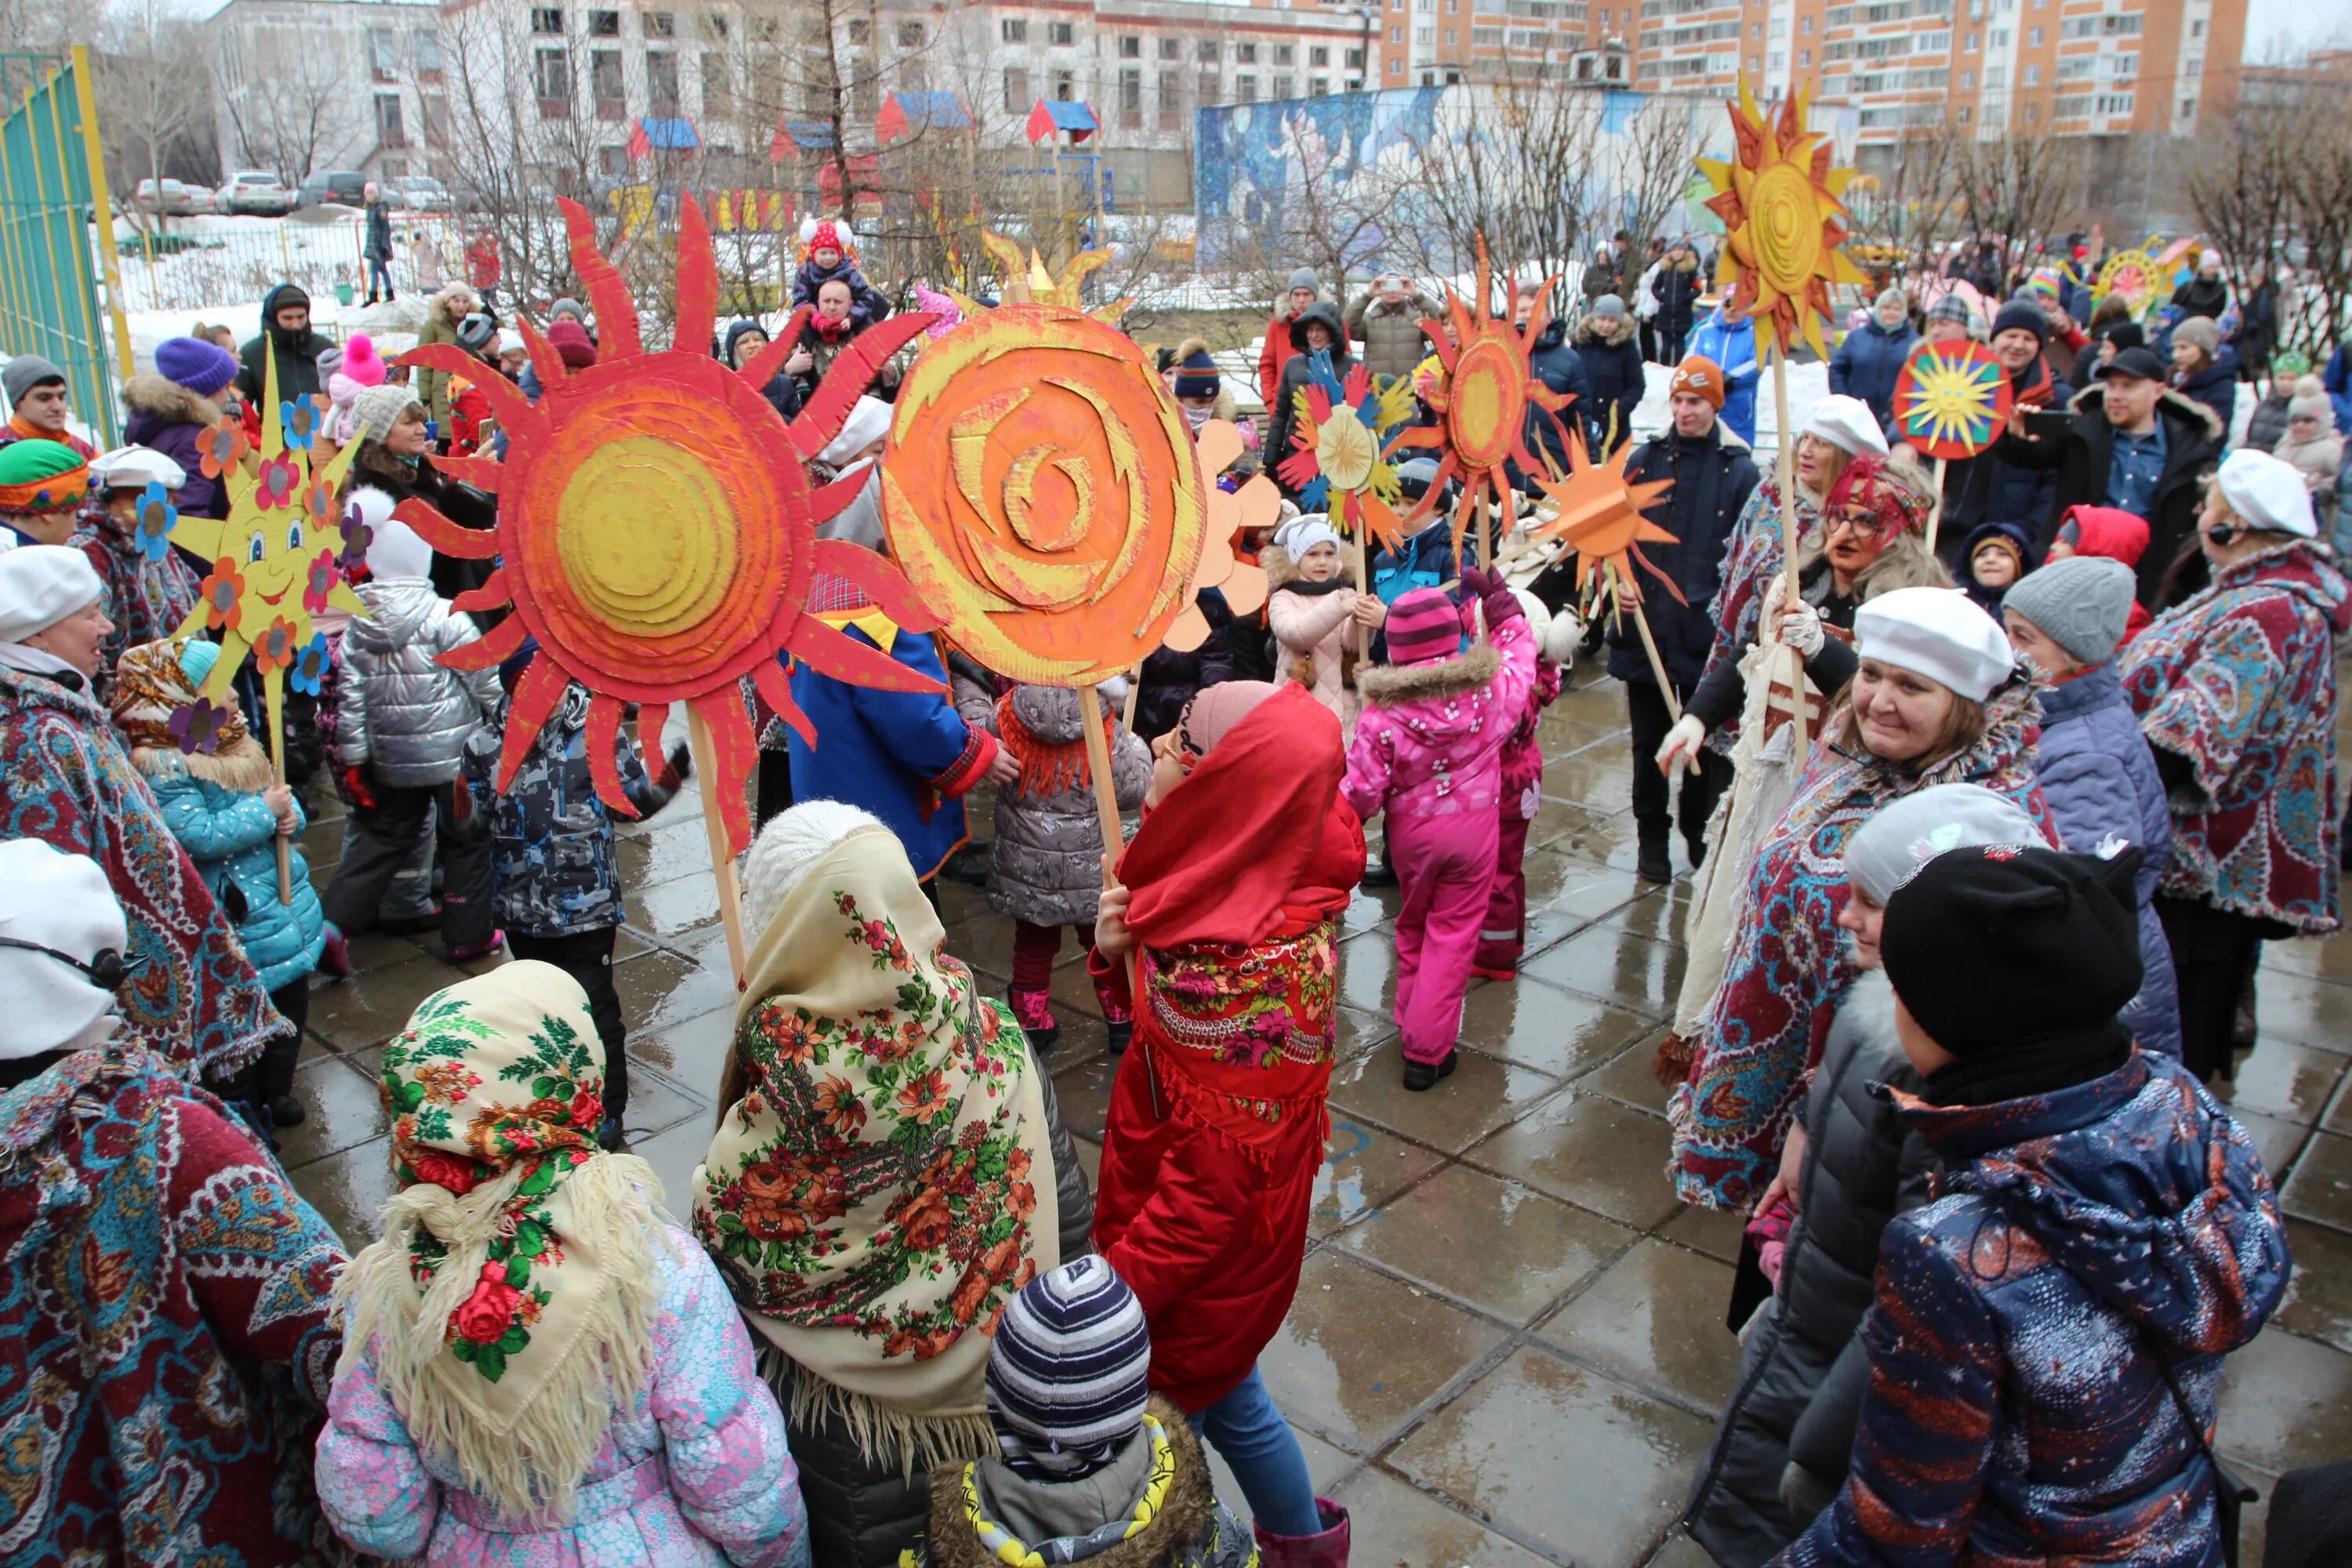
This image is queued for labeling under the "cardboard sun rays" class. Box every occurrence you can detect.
[395,195,937,982]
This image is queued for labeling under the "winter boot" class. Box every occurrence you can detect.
[1007,985,1059,1051]
[1254,1497,1351,1568]
[1359,858,1398,888]
[1400,1048,1457,1093]
[1105,1018,1132,1054]
[317,924,352,980]
[1636,821,1673,884]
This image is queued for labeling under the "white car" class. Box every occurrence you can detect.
[217,170,295,216]
[390,175,452,212]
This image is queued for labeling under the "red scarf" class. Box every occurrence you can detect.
[996,692,1112,800]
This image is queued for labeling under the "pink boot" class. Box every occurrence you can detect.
[1254,1498,1350,1568]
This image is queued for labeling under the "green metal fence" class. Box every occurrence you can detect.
[0,46,132,447]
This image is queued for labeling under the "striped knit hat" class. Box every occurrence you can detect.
[982,1256,1151,1482]
[1384,585,1465,666]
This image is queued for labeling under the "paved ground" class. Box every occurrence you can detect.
[283,665,2352,1568]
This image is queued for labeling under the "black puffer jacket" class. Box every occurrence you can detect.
[1264,302,1352,488]
[1683,970,1936,1567]
[1605,421,1759,689]
[1134,588,1234,742]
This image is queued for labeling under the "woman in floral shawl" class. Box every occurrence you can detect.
[1669,588,2050,1212]
[694,802,1067,1568]
[318,960,809,1567]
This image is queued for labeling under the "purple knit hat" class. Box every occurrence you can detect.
[1385,587,1464,666]
[154,336,238,397]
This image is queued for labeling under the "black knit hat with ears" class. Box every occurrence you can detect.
[1881,843,2143,1058]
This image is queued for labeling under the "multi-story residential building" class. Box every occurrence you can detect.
[205,0,445,183]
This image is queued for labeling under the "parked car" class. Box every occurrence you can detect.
[132,178,207,217]
[389,175,452,212]
[295,169,369,209]
[216,170,296,216]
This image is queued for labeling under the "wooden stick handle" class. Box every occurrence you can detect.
[1771,353,1806,758]
[1077,710,1142,1005]
[1119,665,1142,735]
[1614,561,1681,724]
[266,677,294,905]
[1356,531,1372,666]
[688,706,750,989]
[1927,454,1946,557]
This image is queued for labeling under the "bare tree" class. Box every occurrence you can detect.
[1616,93,1699,255]
[1385,80,1606,295]
[2190,77,2352,365]
[93,16,209,237]
[1949,132,2086,292]
[214,38,354,184]
[1846,125,1965,290]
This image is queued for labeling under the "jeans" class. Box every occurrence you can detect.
[366,256,394,299]
[1191,1367,1322,1537]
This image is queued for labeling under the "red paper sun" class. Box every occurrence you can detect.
[396,197,937,855]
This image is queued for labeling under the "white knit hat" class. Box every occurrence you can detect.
[0,544,104,643]
[1804,394,1890,459]
[1275,515,1343,561]
[91,444,187,493]
[351,382,423,448]
[2216,447,2318,539]
[1853,586,2015,702]
[740,800,889,940]
[0,839,129,1059]
[363,510,434,580]
[817,396,894,470]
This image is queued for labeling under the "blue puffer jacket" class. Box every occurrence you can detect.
[1690,310,1762,444]
[1774,1050,2289,1568]
[1828,318,1918,430]
[2031,664,2182,1058]
[1523,314,1593,477]
[147,768,326,993]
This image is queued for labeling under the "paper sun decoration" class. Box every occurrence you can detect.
[2094,244,2161,317]
[1892,341,2015,461]
[1165,419,1275,654]
[1695,79,1867,363]
[1526,431,1679,618]
[169,350,370,779]
[395,195,938,857]
[879,234,1209,687]
[1393,235,1570,563]
[1278,349,1417,556]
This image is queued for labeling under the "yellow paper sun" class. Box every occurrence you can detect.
[1527,431,1679,615]
[1695,78,1867,363]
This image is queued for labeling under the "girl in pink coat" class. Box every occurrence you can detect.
[1266,515,1385,742]
[1342,569,1538,1089]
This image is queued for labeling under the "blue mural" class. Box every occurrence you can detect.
[1193,86,1443,267]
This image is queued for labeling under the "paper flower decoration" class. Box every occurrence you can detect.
[1893,342,2015,461]
[879,234,1208,687]
[393,196,939,857]
[197,417,249,481]
[1277,351,1417,556]
[289,632,332,696]
[1695,78,1867,363]
[251,616,299,676]
[197,560,246,632]
[1392,235,1568,563]
[303,547,341,614]
[336,497,373,568]
[169,696,230,756]
[133,482,178,563]
[255,456,300,510]
[1165,420,1275,655]
[281,397,321,450]
[1526,430,1679,604]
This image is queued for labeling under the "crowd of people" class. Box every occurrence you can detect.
[0,213,2343,1568]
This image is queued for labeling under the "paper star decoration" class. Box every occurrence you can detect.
[1277,350,1418,557]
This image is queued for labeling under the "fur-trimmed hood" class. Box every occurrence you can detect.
[1358,641,1500,708]
[428,282,478,323]
[2064,379,2227,445]
[121,371,223,429]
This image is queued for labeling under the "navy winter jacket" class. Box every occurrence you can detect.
[1940,358,2072,560]
[1606,423,1760,689]
[2030,662,2182,1058]
[1827,318,1918,430]
[790,256,890,329]
[2173,345,2239,431]
[1521,315,1592,477]
[1575,319,1647,452]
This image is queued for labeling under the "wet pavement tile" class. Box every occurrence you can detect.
[1467,1089,1682,1230]
[627,1006,736,1098]
[1537,1239,1746,1412]
[1337,929,1401,1017]
[1045,1049,1123,1143]
[1313,1115,1450,1237]
[1521,926,1684,1019]
[307,954,475,1052]
[1329,1047,1564,1156]
[2252,970,2352,1055]
[1335,1003,1399,1062]
[2209,1036,2344,1127]
[615,947,735,1036]
[1327,1465,1557,1567]
[276,1053,390,1171]
[2274,1219,2352,1355]
[1458,979,1655,1078]
[291,1134,397,1243]
[1388,1345,1714,1568]
[1341,1163,1635,1325]
[2230,1108,2314,1178]
[2215,1318,2352,1474]
[1606,884,1697,946]
[2265,934,2352,987]
[1540,752,1635,815]
[633,868,721,937]
[1259,1249,1509,1453]
[619,1065,709,1142]
[1538,855,1648,926]
[1658,1200,1747,1265]
[2281,1131,2352,1233]
[1580,1039,1676,1114]
[630,1114,718,1220]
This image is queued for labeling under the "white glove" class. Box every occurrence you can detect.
[1775,600,1825,659]
[1656,713,1707,778]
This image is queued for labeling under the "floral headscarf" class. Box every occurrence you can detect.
[333,961,667,1523]
[111,637,267,790]
[693,824,1058,1465]
[1825,455,1933,551]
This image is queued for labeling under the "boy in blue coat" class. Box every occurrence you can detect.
[1999,554,2181,1056]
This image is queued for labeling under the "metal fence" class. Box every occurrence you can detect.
[0,46,131,445]
[111,212,473,318]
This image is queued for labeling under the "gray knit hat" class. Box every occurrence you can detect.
[1,355,66,408]
[1843,782,2042,906]
[2001,554,2137,669]
[1285,267,1319,296]
[351,382,423,447]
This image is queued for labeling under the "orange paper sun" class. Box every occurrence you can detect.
[396,195,937,856]
[1164,419,1276,654]
[1696,78,1867,363]
[1394,235,1567,564]
[1528,431,1679,610]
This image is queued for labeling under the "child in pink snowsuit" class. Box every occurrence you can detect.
[1473,590,1572,979]
[1343,569,1537,1091]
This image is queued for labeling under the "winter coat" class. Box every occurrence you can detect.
[906,1398,1254,1568]
[1257,302,1311,410]
[412,286,476,424]
[1651,255,1704,333]
[237,281,335,405]
[1686,971,1934,1568]
[1827,318,1918,430]
[1264,303,1354,489]
[364,198,394,262]
[789,256,889,329]
[720,318,804,419]
[1499,657,1563,823]
[342,578,499,787]
[1690,310,1762,444]
[2172,344,2239,430]
[350,461,501,609]
[1995,383,2226,608]
[1936,356,2071,552]
[2171,273,2229,320]
[1134,587,1234,742]
[2031,662,2183,1058]
[1609,422,1761,689]
[1773,1050,2289,1568]
[2243,390,2292,457]
[1584,245,1640,303]
[69,505,201,706]
[0,663,284,1078]
[785,622,1000,881]
[1344,612,1538,823]
[1955,519,2036,615]
[1345,292,1439,383]
[0,1049,347,1567]
[1266,574,1363,741]
[2274,423,2343,528]
[2121,539,2350,933]
[460,682,677,938]
[146,764,328,993]
[1522,315,1593,475]
[121,370,229,518]
[2325,342,2352,434]
[317,1225,812,1568]
[975,685,1150,929]
[1575,317,1647,452]
[2237,278,2278,366]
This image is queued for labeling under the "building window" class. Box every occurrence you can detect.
[1958,104,1970,122]
[1800,15,1811,31]
[1160,36,1180,59]
[1199,69,1220,98]
[1236,42,1258,63]
[898,20,922,47]
[702,51,731,115]
[533,45,569,101]
[1273,73,1294,96]
[846,17,869,43]
[699,12,726,41]
[2023,62,2038,83]
[590,48,622,110]
[1275,42,1295,64]
[1311,44,1329,65]
[2190,17,2204,35]
[414,28,444,74]
[599,145,627,176]
[1444,27,1456,44]
[423,93,448,143]
[1159,68,1181,125]
[645,11,673,37]
[1798,48,1809,64]
[646,50,678,108]
[1388,56,1403,73]
[1960,67,1973,86]
[375,93,405,147]
[1050,20,1073,45]
[1051,67,1073,98]
[1346,45,1364,67]
[2023,100,2038,122]
[1310,75,1328,95]
[368,26,398,75]
[2027,25,2041,44]
[1198,38,1218,60]
[1004,66,1029,110]
[587,9,618,36]
[1119,66,1142,125]
[1001,17,1026,42]
[531,6,561,34]
[1236,71,1257,100]
[1120,34,1141,57]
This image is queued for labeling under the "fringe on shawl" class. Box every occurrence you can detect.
[332,1153,674,1526]
[756,1344,1000,1477]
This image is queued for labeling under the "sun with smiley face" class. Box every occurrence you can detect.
[169,347,369,767]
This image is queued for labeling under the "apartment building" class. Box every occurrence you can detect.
[205,0,445,182]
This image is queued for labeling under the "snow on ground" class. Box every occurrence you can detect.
[118,296,426,376]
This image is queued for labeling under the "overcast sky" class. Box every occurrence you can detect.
[2241,0,2352,60]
